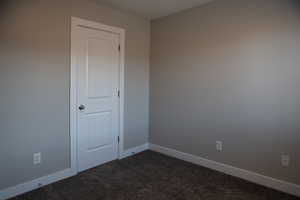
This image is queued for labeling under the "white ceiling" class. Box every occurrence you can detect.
[97,0,215,20]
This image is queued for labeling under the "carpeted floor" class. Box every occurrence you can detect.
[10,150,299,200]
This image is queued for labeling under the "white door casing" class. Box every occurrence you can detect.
[71,17,125,173]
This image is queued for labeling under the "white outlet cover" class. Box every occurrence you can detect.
[33,153,41,165]
[281,155,290,167]
[216,141,223,151]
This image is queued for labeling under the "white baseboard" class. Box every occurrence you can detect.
[149,143,300,197]
[3,143,298,199]
[0,168,76,200]
[119,143,149,159]
[0,143,150,200]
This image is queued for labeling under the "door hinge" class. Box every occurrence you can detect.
[117,90,120,98]
[117,136,120,143]
[118,44,120,52]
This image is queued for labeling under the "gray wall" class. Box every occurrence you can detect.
[0,0,149,190]
[150,0,300,185]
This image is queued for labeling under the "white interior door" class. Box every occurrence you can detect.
[75,25,120,172]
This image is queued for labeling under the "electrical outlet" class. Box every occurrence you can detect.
[33,153,41,165]
[216,141,223,151]
[281,155,290,167]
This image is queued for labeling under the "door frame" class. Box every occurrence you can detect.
[70,17,125,173]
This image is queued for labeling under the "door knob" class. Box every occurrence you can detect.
[78,105,85,111]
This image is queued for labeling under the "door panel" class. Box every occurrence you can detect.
[87,112,112,150]
[75,26,120,172]
[87,38,114,98]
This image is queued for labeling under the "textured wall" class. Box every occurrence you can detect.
[150,0,300,185]
[0,0,149,190]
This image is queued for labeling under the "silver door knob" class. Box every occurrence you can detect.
[78,105,85,111]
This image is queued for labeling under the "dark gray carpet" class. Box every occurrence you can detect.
[11,150,299,200]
